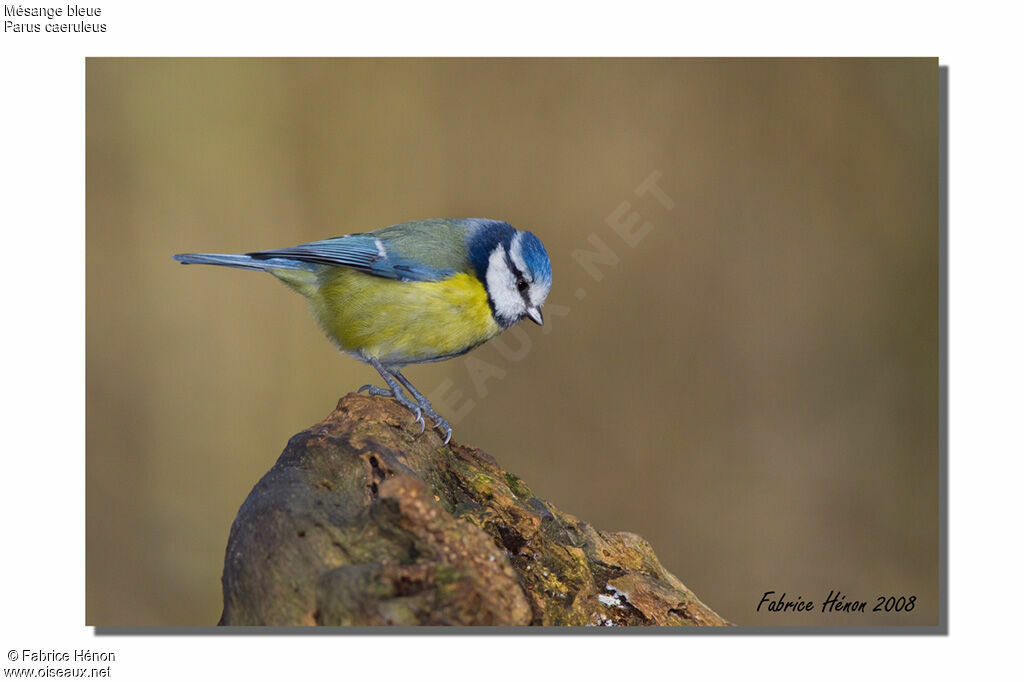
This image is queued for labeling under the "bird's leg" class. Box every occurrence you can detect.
[391,369,452,445]
[360,358,425,434]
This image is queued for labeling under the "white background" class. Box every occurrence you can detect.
[1,0,1019,680]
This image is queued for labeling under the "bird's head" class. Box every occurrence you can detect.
[468,220,552,329]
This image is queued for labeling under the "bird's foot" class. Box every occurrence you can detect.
[418,402,452,445]
[358,384,425,434]
[361,364,451,443]
[385,370,454,445]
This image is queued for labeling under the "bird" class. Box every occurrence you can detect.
[174,218,552,444]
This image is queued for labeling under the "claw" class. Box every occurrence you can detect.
[359,384,393,397]
[367,364,456,444]
[429,417,452,445]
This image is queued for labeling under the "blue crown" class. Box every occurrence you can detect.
[466,219,551,286]
[519,231,552,286]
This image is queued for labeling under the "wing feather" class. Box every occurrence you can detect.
[250,232,453,282]
[248,219,495,282]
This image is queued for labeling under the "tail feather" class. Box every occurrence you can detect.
[173,253,308,271]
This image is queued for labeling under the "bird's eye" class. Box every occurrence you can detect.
[516,279,529,294]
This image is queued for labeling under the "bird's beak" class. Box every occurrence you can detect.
[526,306,544,325]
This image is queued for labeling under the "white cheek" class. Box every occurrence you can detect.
[528,283,549,307]
[486,248,525,320]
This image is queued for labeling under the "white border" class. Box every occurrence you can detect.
[2,0,1020,680]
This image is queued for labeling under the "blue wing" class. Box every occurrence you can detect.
[248,219,507,283]
[249,233,455,282]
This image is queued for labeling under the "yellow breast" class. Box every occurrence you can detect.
[301,268,501,364]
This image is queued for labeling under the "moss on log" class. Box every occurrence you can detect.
[219,394,728,627]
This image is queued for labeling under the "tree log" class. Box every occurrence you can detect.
[219,394,728,627]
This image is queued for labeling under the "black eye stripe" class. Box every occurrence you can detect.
[504,250,531,303]
[505,252,524,282]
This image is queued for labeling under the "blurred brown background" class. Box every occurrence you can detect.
[86,58,938,627]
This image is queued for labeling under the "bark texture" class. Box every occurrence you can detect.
[220,394,728,627]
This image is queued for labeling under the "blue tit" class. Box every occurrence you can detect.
[174,218,552,443]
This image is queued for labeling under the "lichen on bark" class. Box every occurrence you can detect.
[219,394,728,627]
